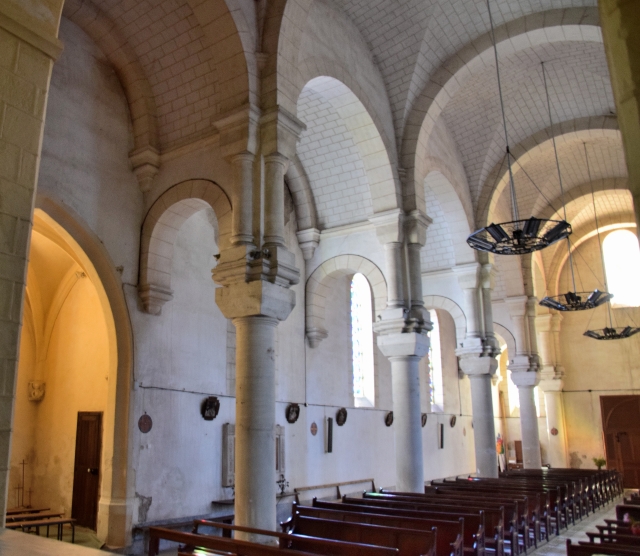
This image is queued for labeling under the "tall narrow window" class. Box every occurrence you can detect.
[603,230,640,307]
[351,273,374,407]
[428,311,444,411]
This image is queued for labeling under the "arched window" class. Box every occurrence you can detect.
[603,229,640,307]
[428,311,444,411]
[351,273,374,407]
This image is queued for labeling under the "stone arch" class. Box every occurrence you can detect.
[286,154,318,232]
[35,195,134,546]
[423,295,466,348]
[63,0,158,154]
[494,322,518,360]
[402,7,601,218]
[306,255,387,348]
[478,117,621,227]
[297,75,401,219]
[139,179,232,315]
[423,170,475,268]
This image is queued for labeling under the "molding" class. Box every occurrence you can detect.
[0,10,63,60]
[320,220,374,239]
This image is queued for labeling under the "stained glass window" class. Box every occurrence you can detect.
[428,311,443,411]
[603,229,640,307]
[351,273,374,407]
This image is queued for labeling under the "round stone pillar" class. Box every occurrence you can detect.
[540,382,568,467]
[233,315,279,543]
[511,370,542,469]
[391,355,424,492]
[264,153,288,246]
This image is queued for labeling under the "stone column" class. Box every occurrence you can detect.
[456,263,499,477]
[372,209,431,492]
[507,296,542,469]
[377,334,429,492]
[599,0,640,231]
[233,315,278,539]
[538,313,568,467]
[230,152,255,245]
[0,11,61,527]
[263,153,288,246]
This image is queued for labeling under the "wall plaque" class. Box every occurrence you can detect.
[286,403,300,424]
[421,413,428,427]
[550,427,559,436]
[310,422,318,436]
[336,407,347,426]
[201,396,220,420]
[138,414,152,433]
[385,411,394,427]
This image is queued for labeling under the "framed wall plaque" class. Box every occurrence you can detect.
[336,407,347,426]
[421,413,428,427]
[385,411,394,427]
[138,414,152,433]
[286,403,300,424]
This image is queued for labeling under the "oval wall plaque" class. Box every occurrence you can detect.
[138,413,152,433]
[310,422,318,436]
[550,427,559,436]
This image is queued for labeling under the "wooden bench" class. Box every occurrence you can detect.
[347,494,508,556]
[148,526,318,556]
[6,506,50,516]
[6,510,63,522]
[287,513,436,556]
[566,538,640,555]
[312,498,486,556]
[193,519,400,556]
[288,503,463,556]
[6,516,75,542]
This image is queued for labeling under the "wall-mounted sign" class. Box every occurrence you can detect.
[385,411,394,427]
[336,407,348,426]
[201,396,220,420]
[138,414,152,433]
[286,403,300,424]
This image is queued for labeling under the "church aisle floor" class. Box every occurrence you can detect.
[0,527,107,555]
[531,500,619,556]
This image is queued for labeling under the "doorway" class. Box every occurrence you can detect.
[72,412,103,529]
[601,395,640,488]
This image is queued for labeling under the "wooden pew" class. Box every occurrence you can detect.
[148,526,317,556]
[617,505,640,522]
[6,507,50,516]
[6,516,75,542]
[287,503,464,556]
[286,513,436,556]
[347,495,509,556]
[312,498,486,556]
[193,520,400,556]
[586,531,640,547]
[371,491,522,554]
[5,510,63,522]
[566,539,640,555]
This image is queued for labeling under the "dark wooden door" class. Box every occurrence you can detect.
[601,396,640,488]
[71,412,102,529]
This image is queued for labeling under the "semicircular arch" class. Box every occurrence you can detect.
[423,295,466,348]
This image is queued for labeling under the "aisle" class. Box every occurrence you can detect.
[531,501,619,556]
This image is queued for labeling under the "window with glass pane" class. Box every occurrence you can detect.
[603,229,640,307]
[428,311,443,411]
[351,273,375,407]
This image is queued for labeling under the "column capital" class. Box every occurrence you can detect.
[129,146,160,193]
[538,378,564,392]
[535,313,553,333]
[457,353,498,376]
[453,262,481,290]
[260,105,306,159]
[509,369,540,388]
[296,228,320,260]
[376,332,430,359]
[213,102,261,157]
[404,209,432,246]
[369,208,405,244]
[215,279,295,322]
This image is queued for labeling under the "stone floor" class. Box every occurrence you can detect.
[530,498,619,556]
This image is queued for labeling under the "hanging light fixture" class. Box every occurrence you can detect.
[538,64,612,312]
[583,143,640,340]
[467,2,571,255]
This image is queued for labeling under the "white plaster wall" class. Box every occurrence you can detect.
[37,17,143,286]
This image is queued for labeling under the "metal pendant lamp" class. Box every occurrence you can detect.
[539,66,612,312]
[584,143,640,340]
[467,2,571,255]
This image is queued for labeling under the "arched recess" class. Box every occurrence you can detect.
[34,195,134,547]
[296,75,401,221]
[494,322,518,362]
[402,7,601,218]
[306,255,387,348]
[139,179,232,315]
[423,295,466,349]
[478,118,621,228]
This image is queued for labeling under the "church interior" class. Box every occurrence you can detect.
[1,0,640,554]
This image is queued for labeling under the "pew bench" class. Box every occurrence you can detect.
[566,538,640,555]
[6,516,75,542]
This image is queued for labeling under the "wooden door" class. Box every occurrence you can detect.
[71,412,102,529]
[601,396,640,488]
